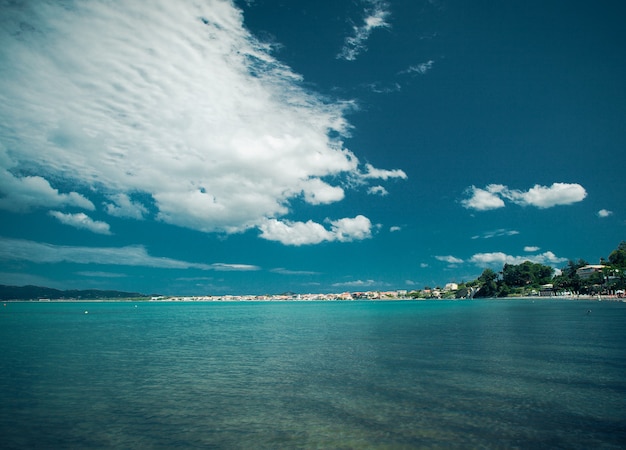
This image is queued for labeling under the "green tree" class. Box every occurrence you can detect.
[608,241,626,268]
[475,268,499,298]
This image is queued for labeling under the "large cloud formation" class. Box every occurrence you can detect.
[0,0,405,241]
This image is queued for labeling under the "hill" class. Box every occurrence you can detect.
[0,285,147,301]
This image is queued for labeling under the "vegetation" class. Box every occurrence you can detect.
[0,285,148,301]
[470,241,626,298]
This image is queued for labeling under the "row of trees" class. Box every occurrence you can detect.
[468,241,626,298]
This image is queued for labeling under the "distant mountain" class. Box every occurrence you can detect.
[0,285,147,301]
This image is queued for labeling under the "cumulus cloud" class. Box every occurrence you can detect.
[524,246,540,252]
[104,194,148,220]
[461,186,505,211]
[259,215,373,246]
[462,183,587,211]
[470,251,567,267]
[0,0,404,242]
[597,209,613,218]
[337,0,391,61]
[49,211,112,235]
[0,237,257,271]
[389,225,401,232]
[0,148,94,212]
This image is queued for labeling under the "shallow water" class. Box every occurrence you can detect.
[1,300,625,448]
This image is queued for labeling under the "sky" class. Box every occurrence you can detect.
[0,0,624,295]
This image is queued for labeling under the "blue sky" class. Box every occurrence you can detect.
[0,0,624,295]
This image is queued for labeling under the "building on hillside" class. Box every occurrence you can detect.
[576,265,606,280]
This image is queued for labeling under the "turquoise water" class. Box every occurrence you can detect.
[1,300,625,449]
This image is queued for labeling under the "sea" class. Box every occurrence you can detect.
[1,299,625,449]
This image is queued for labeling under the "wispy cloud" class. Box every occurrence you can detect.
[597,209,613,218]
[435,255,464,264]
[0,0,404,244]
[462,183,587,211]
[399,60,435,75]
[368,185,388,196]
[332,279,379,288]
[524,246,541,252]
[0,237,256,271]
[49,211,112,235]
[270,268,320,275]
[337,0,391,61]
[259,215,373,246]
[471,229,520,239]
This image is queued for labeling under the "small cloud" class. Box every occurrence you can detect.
[405,280,416,286]
[399,60,434,75]
[104,193,148,219]
[420,263,429,268]
[389,226,401,232]
[368,185,388,196]
[332,279,379,288]
[597,209,613,218]
[524,246,540,252]
[461,186,505,211]
[76,271,127,278]
[364,81,401,94]
[435,255,464,264]
[210,263,260,271]
[472,228,520,239]
[337,0,391,61]
[270,268,319,275]
[362,163,407,180]
[49,211,112,235]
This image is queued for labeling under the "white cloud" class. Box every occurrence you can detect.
[461,186,506,211]
[597,209,613,218]
[332,279,378,287]
[400,60,434,75]
[104,194,148,219]
[462,183,587,211]
[259,215,373,246]
[362,163,407,180]
[49,211,112,235]
[0,0,404,242]
[471,228,520,239]
[470,251,567,267]
[0,237,257,271]
[524,246,540,252]
[0,148,94,212]
[389,225,401,232]
[504,183,587,208]
[368,185,388,196]
[337,0,391,61]
[435,255,464,264]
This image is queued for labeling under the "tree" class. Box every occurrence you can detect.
[608,241,626,268]
[475,268,499,298]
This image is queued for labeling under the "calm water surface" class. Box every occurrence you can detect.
[1,300,625,449]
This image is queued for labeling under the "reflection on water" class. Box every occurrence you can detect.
[1,300,625,448]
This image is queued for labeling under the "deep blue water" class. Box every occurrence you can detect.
[1,299,625,449]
